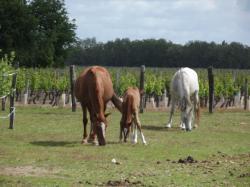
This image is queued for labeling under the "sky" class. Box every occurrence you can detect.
[64,0,250,45]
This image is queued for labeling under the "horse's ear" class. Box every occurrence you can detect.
[105,112,112,118]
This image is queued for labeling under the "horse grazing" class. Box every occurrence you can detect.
[75,66,122,146]
[166,67,200,131]
[120,87,147,145]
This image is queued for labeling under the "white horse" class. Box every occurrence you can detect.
[166,67,200,131]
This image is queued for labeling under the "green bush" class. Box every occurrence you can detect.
[0,52,15,97]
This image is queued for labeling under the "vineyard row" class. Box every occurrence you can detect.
[1,66,250,108]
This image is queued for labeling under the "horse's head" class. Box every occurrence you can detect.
[181,99,194,131]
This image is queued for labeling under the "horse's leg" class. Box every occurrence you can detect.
[88,116,97,144]
[179,117,185,130]
[194,91,200,128]
[119,120,123,142]
[134,112,147,145]
[130,120,136,144]
[85,105,97,144]
[81,103,88,144]
[166,98,175,128]
[132,122,138,144]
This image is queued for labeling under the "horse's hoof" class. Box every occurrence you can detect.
[185,129,192,132]
[87,138,95,143]
[96,125,106,146]
[165,124,171,128]
[132,140,138,144]
[81,139,88,144]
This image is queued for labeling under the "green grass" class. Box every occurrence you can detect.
[0,106,250,186]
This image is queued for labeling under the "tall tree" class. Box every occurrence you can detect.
[29,0,76,67]
[0,0,76,67]
[0,0,36,66]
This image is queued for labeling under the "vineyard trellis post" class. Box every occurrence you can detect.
[70,65,76,112]
[115,69,120,94]
[23,72,29,105]
[244,78,248,110]
[9,62,18,129]
[208,66,214,113]
[139,65,145,113]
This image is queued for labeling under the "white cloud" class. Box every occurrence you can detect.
[65,0,250,45]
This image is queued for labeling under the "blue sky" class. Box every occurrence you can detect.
[65,0,250,45]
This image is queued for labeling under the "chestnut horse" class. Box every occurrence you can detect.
[166,67,200,131]
[75,66,122,146]
[120,87,147,144]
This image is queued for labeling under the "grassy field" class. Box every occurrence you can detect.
[0,106,250,186]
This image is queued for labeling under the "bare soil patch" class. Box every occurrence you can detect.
[0,166,60,177]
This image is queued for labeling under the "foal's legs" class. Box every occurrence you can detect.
[134,112,147,145]
[131,122,137,144]
[166,98,176,128]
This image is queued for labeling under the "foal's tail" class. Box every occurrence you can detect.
[123,94,134,125]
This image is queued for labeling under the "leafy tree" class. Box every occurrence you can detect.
[0,0,37,66]
[29,0,76,67]
[0,0,76,67]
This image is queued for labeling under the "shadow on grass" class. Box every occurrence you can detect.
[106,141,120,145]
[143,125,167,131]
[143,125,182,132]
[30,141,79,147]
[31,140,121,147]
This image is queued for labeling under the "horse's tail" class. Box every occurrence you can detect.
[194,90,200,127]
[123,94,133,125]
[88,69,105,123]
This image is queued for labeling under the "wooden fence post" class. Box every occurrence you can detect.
[208,66,214,113]
[70,65,76,112]
[1,97,6,111]
[139,65,145,113]
[9,62,18,129]
[244,78,248,110]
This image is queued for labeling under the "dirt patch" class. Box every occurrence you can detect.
[100,179,144,186]
[0,166,60,177]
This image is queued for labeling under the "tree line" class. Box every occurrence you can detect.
[67,38,250,69]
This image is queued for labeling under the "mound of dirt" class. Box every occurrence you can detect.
[104,179,144,186]
[178,156,198,164]
[238,173,250,178]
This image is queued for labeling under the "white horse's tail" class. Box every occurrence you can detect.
[194,90,200,128]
